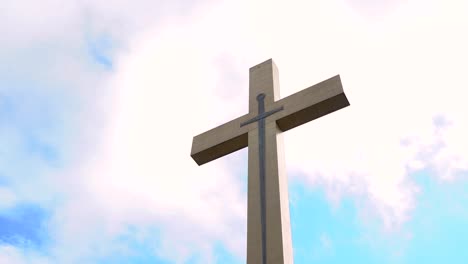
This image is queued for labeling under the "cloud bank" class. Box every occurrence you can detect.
[1,0,468,262]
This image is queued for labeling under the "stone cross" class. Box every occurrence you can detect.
[191,59,350,264]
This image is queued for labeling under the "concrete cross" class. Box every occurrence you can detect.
[191,59,350,264]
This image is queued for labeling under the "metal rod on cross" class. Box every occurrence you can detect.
[191,59,350,264]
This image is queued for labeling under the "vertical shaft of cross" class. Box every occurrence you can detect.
[246,60,293,264]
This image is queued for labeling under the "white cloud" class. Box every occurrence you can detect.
[0,187,17,210]
[0,245,26,264]
[235,0,468,228]
[40,3,250,262]
[0,245,50,264]
[75,0,468,258]
[2,0,468,262]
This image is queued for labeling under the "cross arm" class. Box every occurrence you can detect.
[273,75,350,132]
[191,113,253,165]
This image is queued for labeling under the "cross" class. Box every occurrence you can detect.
[191,59,350,264]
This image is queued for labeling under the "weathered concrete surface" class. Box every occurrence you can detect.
[246,60,293,264]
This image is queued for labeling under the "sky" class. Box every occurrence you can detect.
[1,0,468,263]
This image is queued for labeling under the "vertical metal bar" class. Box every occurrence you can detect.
[256,93,267,264]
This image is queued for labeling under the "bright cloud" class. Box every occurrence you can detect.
[1,0,468,263]
[0,244,49,264]
[0,187,16,210]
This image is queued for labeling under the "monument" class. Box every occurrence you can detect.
[191,59,350,264]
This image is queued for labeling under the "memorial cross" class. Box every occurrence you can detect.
[191,59,350,264]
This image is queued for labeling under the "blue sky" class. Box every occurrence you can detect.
[1,0,468,263]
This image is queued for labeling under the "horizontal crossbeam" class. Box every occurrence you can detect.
[191,74,349,166]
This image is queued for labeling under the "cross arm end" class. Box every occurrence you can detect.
[275,74,350,132]
[191,114,250,165]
